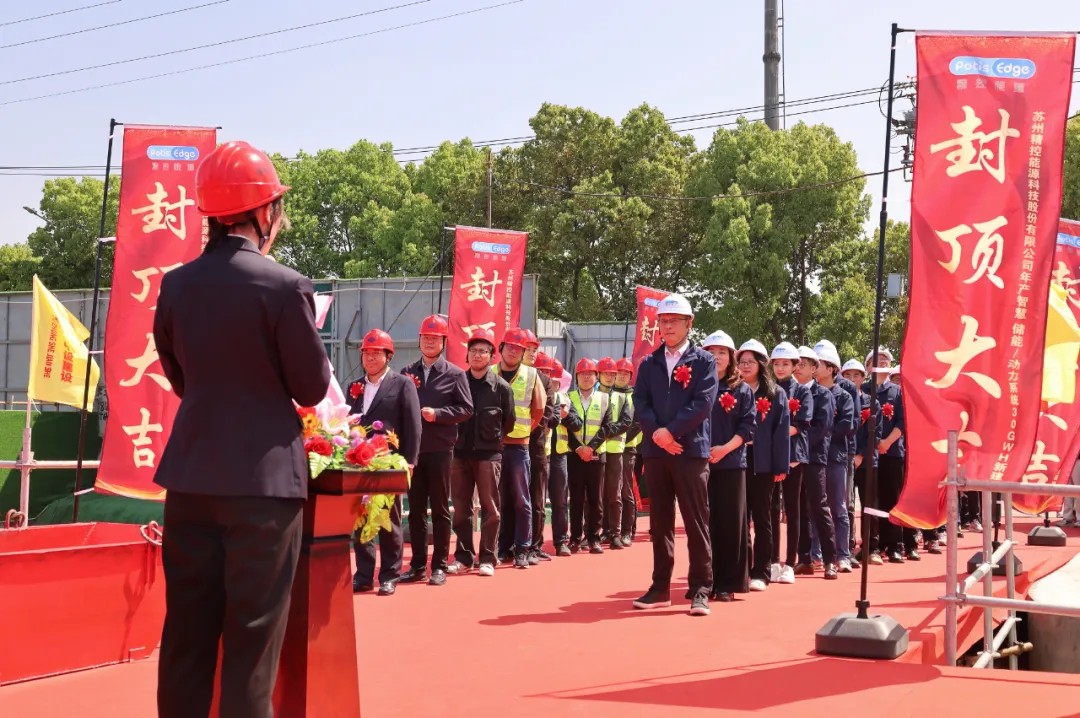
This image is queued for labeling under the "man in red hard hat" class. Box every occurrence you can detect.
[564,358,614,553]
[547,359,573,555]
[397,315,473,587]
[348,328,422,595]
[521,331,556,564]
[615,357,642,544]
[153,140,331,717]
[596,356,633,549]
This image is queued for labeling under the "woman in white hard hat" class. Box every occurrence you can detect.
[842,359,879,563]
[768,342,813,585]
[821,345,863,570]
[702,330,756,602]
[812,345,856,572]
[866,347,914,563]
[737,339,790,592]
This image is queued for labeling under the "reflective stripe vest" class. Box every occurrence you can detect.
[602,390,626,454]
[621,391,642,449]
[547,391,571,456]
[505,364,537,440]
[569,390,608,452]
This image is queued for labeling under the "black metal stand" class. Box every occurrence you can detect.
[437,225,449,315]
[816,24,909,660]
[72,117,120,524]
[1027,510,1067,547]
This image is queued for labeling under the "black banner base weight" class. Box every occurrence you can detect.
[966,548,1025,577]
[815,612,909,660]
[1027,525,1068,547]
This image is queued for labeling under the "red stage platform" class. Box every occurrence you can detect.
[2,516,1079,717]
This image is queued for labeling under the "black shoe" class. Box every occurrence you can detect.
[397,568,427,584]
[927,541,942,555]
[556,544,572,557]
[568,541,582,554]
[353,577,373,593]
[690,590,710,616]
[378,581,396,596]
[609,538,623,550]
[906,549,921,561]
[633,588,672,610]
[849,557,862,570]
[794,563,815,576]
[620,534,633,547]
[714,592,734,602]
[887,551,904,563]
[499,553,515,565]
[428,569,446,586]
[589,541,604,554]
[533,548,553,561]
[513,552,529,569]
[526,551,541,566]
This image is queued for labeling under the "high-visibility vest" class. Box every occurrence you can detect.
[505,364,537,439]
[547,391,571,456]
[622,391,642,449]
[602,390,627,454]
[569,390,608,453]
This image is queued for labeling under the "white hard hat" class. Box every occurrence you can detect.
[798,346,820,363]
[738,339,769,360]
[656,293,694,318]
[865,346,894,365]
[771,342,800,361]
[813,339,837,356]
[841,359,866,375]
[890,364,901,375]
[816,345,842,369]
[702,330,735,351]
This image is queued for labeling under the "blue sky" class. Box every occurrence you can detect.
[1,0,1077,246]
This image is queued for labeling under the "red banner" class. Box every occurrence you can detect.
[96,126,217,500]
[631,286,669,381]
[445,226,528,368]
[1018,219,1080,514]
[895,33,1076,529]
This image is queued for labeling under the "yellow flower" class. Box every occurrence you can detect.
[302,414,319,437]
[386,430,400,449]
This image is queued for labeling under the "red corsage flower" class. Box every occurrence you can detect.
[346,442,376,467]
[756,397,771,417]
[304,437,334,457]
[405,373,421,388]
[788,398,801,415]
[861,408,871,423]
[719,392,736,412]
[349,382,364,399]
[673,364,692,389]
[882,403,895,419]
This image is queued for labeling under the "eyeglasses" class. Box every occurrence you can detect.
[468,348,492,356]
[737,360,757,367]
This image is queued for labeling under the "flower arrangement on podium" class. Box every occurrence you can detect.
[297,402,410,544]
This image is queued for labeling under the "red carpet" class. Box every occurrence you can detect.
[3,516,1080,717]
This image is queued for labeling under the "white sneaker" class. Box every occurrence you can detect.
[777,565,796,584]
[445,561,468,575]
[769,563,783,583]
[749,578,767,592]
[838,560,853,573]
[478,563,495,577]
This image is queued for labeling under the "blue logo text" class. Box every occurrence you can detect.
[146,145,201,162]
[950,56,1036,80]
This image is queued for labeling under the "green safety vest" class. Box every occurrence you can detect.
[622,392,642,449]
[505,364,537,440]
[547,391,571,456]
[569,390,608,453]
[602,389,627,454]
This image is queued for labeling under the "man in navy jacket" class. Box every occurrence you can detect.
[631,294,719,616]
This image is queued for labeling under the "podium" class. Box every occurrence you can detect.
[210,469,408,717]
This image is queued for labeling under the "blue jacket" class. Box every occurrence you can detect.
[837,375,862,458]
[709,380,756,470]
[856,390,883,468]
[806,381,835,466]
[777,376,813,465]
[634,342,718,460]
[862,380,905,459]
[748,384,790,476]
[826,383,855,465]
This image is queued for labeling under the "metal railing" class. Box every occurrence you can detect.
[941,430,1080,668]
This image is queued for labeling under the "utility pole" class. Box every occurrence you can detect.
[764,0,781,131]
[487,148,493,228]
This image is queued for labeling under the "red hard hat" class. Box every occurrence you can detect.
[575,358,598,375]
[419,314,448,338]
[361,328,394,353]
[467,327,496,350]
[551,359,564,379]
[195,141,290,218]
[596,356,617,373]
[502,327,529,349]
[523,329,540,348]
[616,357,635,376]
[534,352,553,372]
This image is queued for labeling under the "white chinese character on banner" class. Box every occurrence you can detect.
[1022,441,1060,484]
[123,407,163,468]
[130,182,194,240]
[935,215,1007,289]
[930,410,983,459]
[926,315,1002,398]
[460,321,497,350]
[119,334,172,391]
[459,267,502,308]
[929,106,1019,183]
[640,316,660,346]
[131,263,183,306]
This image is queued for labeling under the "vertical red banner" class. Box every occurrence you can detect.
[631,286,669,380]
[446,226,528,368]
[1017,218,1080,514]
[895,33,1076,529]
[96,126,217,500]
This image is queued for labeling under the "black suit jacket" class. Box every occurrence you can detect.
[403,357,473,454]
[152,236,331,499]
[348,370,423,466]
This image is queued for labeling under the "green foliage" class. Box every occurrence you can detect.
[1063,115,1080,221]
[0,243,40,292]
[24,177,118,289]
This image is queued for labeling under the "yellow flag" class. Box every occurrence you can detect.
[27,275,101,409]
[1041,283,1080,404]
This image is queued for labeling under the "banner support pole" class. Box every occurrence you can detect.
[73,117,119,524]
[437,225,449,315]
[815,23,909,660]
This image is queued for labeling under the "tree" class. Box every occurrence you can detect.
[24,177,119,290]
[1062,115,1080,221]
[0,244,40,292]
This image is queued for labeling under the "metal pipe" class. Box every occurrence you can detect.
[957,479,1080,497]
[962,539,1014,594]
[1004,493,1018,671]
[18,398,33,517]
[973,616,1021,669]
[944,431,960,666]
[981,490,994,669]
[0,460,101,469]
[957,593,1080,619]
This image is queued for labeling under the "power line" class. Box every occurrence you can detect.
[0,1,123,27]
[0,1,231,50]
[0,0,526,106]
[0,0,433,87]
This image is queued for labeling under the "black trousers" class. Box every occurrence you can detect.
[354,496,403,586]
[568,453,604,543]
[878,455,916,554]
[158,491,303,718]
[407,449,454,572]
[529,451,550,551]
[603,452,624,538]
[961,490,983,524]
[709,466,749,594]
[853,462,880,554]
[621,451,638,538]
[797,462,837,565]
[772,464,803,565]
[745,446,776,582]
[644,455,713,595]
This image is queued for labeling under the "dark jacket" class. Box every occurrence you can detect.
[633,342,718,460]
[777,376,813,465]
[348,370,422,466]
[456,369,515,456]
[748,383,790,476]
[863,380,905,459]
[153,236,331,499]
[709,380,756,470]
[826,383,856,465]
[529,370,556,457]
[856,390,884,468]
[617,386,641,452]
[806,381,835,466]
[404,357,473,454]
[837,375,862,458]
[564,388,614,461]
